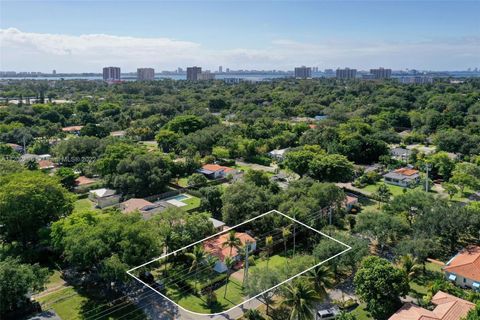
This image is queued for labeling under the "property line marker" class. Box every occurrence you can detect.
[127,209,352,317]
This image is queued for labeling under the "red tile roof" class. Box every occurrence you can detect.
[443,245,480,282]
[203,232,255,262]
[62,126,84,132]
[389,291,474,320]
[75,176,96,186]
[394,168,419,176]
[202,164,236,173]
[38,160,55,169]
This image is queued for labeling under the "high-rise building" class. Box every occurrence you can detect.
[197,71,215,80]
[336,68,357,79]
[186,66,202,81]
[137,68,155,81]
[177,67,184,73]
[52,69,56,75]
[370,67,392,79]
[219,66,223,73]
[103,67,121,81]
[294,66,312,79]
[226,68,230,73]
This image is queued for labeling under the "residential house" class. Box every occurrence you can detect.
[61,126,84,135]
[75,176,96,188]
[38,159,55,170]
[268,148,290,161]
[389,291,475,320]
[203,231,256,273]
[443,245,480,291]
[197,164,238,180]
[6,143,23,153]
[383,168,420,187]
[120,198,173,219]
[390,147,412,161]
[110,130,126,137]
[88,188,120,208]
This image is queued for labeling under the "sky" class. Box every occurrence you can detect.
[0,0,479,72]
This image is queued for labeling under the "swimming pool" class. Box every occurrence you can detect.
[168,194,189,201]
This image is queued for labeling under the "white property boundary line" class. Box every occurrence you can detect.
[127,209,352,317]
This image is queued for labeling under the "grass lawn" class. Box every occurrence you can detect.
[358,197,380,213]
[44,270,65,290]
[409,262,444,298]
[73,198,98,213]
[168,278,245,314]
[248,255,289,273]
[232,164,251,172]
[36,286,145,319]
[361,182,430,197]
[351,303,373,320]
[181,195,201,211]
[177,177,189,187]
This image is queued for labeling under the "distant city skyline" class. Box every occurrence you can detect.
[1,1,479,72]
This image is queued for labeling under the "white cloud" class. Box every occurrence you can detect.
[1,28,479,72]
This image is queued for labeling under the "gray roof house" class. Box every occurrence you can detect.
[383,168,420,187]
[390,147,412,161]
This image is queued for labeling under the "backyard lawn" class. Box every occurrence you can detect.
[181,195,201,211]
[168,278,245,314]
[36,286,145,319]
[73,198,98,213]
[361,182,429,197]
[351,303,373,320]
[409,262,444,298]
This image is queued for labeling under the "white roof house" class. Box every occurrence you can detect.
[89,188,116,198]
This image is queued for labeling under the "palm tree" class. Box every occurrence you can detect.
[265,235,273,271]
[204,254,218,299]
[222,230,242,256]
[282,226,291,258]
[185,245,206,286]
[306,265,335,298]
[375,184,392,208]
[398,254,422,282]
[245,309,265,320]
[223,256,236,298]
[281,280,322,320]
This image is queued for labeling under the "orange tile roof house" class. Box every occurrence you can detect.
[384,167,420,187]
[203,231,256,273]
[389,291,475,320]
[197,164,238,180]
[443,245,480,291]
[61,126,83,135]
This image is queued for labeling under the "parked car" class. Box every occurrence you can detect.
[317,307,340,320]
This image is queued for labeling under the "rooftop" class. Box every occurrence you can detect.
[121,198,153,213]
[444,245,480,282]
[389,291,475,320]
[203,231,255,261]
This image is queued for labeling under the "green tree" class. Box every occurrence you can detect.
[199,186,223,219]
[187,173,208,187]
[0,171,73,248]
[450,162,480,196]
[155,129,180,153]
[375,184,392,207]
[0,257,48,316]
[55,167,77,190]
[354,256,409,320]
[306,265,335,298]
[223,256,235,298]
[245,309,265,320]
[265,235,274,270]
[166,115,205,135]
[397,254,422,282]
[222,230,242,256]
[185,245,206,286]
[281,280,321,320]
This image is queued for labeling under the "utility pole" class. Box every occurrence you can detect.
[243,241,250,287]
[328,207,332,226]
